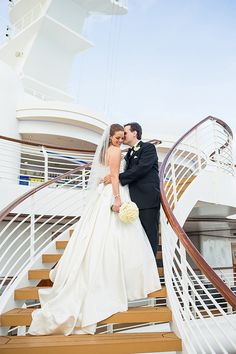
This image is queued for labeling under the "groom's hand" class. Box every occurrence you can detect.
[103,174,112,185]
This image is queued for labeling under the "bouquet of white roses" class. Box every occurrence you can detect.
[118,201,139,224]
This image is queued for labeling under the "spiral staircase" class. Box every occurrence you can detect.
[0,116,236,353]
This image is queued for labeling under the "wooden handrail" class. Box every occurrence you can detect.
[159,115,236,308]
[0,135,162,154]
[0,135,96,153]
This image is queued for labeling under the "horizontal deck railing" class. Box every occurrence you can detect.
[0,135,95,188]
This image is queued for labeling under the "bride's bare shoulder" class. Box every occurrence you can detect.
[106,146,121,164]
[107,146,121,155]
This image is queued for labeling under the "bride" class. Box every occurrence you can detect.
[28,123,161,336]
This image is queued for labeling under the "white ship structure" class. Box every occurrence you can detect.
[0,1,236,353]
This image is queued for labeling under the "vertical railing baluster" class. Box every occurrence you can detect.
[30,196,35,261]
[82,168,86,190]
[42,146,48,182]
[195,128,202,173]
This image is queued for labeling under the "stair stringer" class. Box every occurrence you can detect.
[162,169,236,354]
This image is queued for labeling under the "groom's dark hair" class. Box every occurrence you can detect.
[124,122,142,140]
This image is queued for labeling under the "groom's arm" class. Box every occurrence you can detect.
[119,144,157,186]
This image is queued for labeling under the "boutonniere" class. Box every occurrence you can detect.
[133,145,141,152]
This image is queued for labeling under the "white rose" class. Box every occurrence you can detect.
[119,202,139,224]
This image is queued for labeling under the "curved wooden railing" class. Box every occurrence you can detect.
[0,163,92,224]
[160,116,236,307]
[160,116,236,353]
[0,135,161,154]
[0,135,96,153]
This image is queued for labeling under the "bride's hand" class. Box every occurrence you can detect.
[104,174,112,185]
[112,196,121,213]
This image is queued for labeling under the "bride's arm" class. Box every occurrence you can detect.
[109,147,122,212]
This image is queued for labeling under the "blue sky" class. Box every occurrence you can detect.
[73,0,236,144]
[1,0,236,147]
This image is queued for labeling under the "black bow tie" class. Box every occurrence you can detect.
[129,146,136,153]
[129,146,136,157]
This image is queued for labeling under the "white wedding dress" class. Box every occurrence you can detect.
[28,160,161,335]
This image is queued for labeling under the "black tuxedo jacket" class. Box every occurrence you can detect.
[119,141,160,210]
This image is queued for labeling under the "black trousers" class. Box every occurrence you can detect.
[139,208,160,257]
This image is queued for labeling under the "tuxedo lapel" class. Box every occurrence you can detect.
[125,148,132,161]
[125,148,132,170]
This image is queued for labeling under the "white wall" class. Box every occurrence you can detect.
[23,28,72,92]
[0,61,21,138]
[200,236,232,268]
[174,170,236,269]
[0,61,23,182]
[47,0,87,34]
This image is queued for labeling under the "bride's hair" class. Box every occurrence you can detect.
[99,124,124,163]
[87,123,124,200]
[109,124,124,141]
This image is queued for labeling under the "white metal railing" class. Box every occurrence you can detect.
[0,136,94,188]
[161,117,236,353]
[0,165,91,303]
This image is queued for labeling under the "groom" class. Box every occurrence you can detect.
[105,122,160,258]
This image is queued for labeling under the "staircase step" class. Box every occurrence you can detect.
[14,286,166,301]
[56,241,68,249]
[50,240,163,260]
[28,267,164,280]
[42,252,162,263]
[0,332,182,353]
[42,254,62,263]
[148,287,166,298]
[99,306,171,324]
[28,269,50,280]
[14,287,49,300]
[0,307,172,327]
